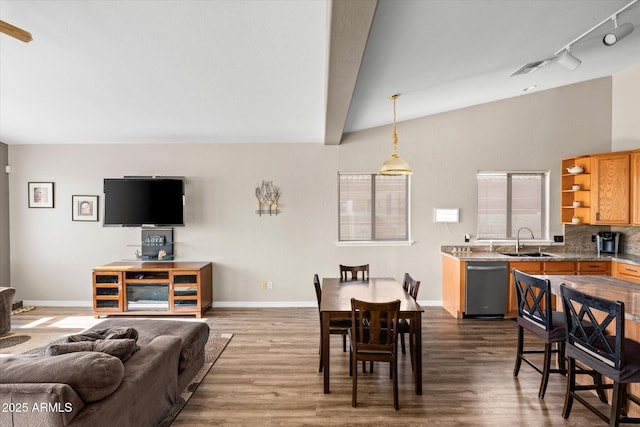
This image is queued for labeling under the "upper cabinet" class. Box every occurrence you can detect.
[590,152,630,225]
[632,151,640,226]
[561,156,591,224]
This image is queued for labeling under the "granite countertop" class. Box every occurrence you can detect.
[539,274,640,321]
[441,250,640,266]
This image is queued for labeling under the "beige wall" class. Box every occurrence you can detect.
[612,63,640,151]
[7,78,614,306]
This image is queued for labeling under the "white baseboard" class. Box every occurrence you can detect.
[23,300,93,307]
[22,299,443,309]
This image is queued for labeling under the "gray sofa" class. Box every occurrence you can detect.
[0,318,209,427]
[0,287,15,335]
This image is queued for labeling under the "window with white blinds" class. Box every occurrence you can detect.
[477,171,549,240]
[339,173,410,242]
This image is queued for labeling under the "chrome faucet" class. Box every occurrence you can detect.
[516,227,534,255]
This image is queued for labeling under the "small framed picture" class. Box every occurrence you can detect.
[72,195,99,222]
[28,182,54,208]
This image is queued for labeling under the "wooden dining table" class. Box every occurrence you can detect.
[320,277,424,395]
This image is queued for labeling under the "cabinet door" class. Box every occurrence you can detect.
[591,153,630,225]
[93,272,123,312]
[632,152,640,225]
[170,271,201,313]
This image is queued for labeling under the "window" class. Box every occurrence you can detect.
[338,173,410,242]
[477,171,549,241]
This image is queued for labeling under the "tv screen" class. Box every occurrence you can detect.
[103,178,185,227]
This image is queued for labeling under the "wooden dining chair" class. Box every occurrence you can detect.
[314,274,351,372]
[398,273,420,370]
[340,264,369,281]
[561,284,640,426]
[349,298,401,410]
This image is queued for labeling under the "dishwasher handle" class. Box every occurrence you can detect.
[467,265,508,271]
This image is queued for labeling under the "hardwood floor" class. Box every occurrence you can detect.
[10,306,614,425]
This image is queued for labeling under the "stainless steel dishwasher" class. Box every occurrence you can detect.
[465,261,508,318]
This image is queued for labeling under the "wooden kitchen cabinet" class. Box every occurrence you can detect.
[561,156,591,224]
[505,261,574,317]
[591,152,630,225]
[632,151,640,225]
[577,261,610,275]
[612,261,640,284]
[442,256,465,318]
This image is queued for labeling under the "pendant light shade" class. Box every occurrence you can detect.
[379,94,412,175]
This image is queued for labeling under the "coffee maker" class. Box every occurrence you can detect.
[597,231,621,255]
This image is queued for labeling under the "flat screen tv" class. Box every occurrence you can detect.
[103,177,185,227]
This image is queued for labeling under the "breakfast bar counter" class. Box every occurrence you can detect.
[536,274,640,417]
[537,274,640,321]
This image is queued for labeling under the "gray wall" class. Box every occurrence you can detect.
[7,77,617,306]
[0,143,8,285]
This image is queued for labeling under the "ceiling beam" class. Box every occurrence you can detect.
[0,20,33,43]
[324,0,377,145]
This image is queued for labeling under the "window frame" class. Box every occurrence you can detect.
[476,170,550,242]
[337,172,413,246]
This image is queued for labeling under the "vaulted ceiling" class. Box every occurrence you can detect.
[1,0,639,146]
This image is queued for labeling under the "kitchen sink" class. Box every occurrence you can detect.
[500,252,558,257]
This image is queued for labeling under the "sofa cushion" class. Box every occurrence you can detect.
[46,338,139,362]
[0,352,124,403]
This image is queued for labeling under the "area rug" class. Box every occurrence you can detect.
[0,334,31,349]
[158,331,233,427]
[11,305,36,315]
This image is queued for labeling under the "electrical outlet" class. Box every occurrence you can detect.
[591,235,596,242]
[464,233,470,243]
[553,235,564,243]
[267,281,273,290]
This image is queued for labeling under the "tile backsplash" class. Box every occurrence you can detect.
[564,224,640,255]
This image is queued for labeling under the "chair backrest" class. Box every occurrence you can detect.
[403,273,421,300]
[350,298,400,353]
[340,264,369,281]
[313,274,322,310]
[513,269,553,331]
[560,284,624,371]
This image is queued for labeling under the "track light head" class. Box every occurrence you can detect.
[554,49,582,71]
[603,20,634,46]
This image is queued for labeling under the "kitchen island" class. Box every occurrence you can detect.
[538,274,640,418]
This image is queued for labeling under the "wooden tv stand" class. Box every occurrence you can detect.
[92,261,212,318]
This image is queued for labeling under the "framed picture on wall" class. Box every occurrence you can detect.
[28,182,54,208]
[72,195,99,222]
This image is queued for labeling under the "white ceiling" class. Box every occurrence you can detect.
[1,0,639,145]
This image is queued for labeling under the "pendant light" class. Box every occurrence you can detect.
[378,94,412,175]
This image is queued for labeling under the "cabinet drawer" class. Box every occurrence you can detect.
[509,261,542,273]
[613,261,640,283]
[543,261,576,273]
[577,261,609,274]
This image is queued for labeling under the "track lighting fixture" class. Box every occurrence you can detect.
[554,48,582,71]
[545,0,637,72]
[603,16,634,46]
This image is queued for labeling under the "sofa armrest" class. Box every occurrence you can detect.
[0,383,85,427]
